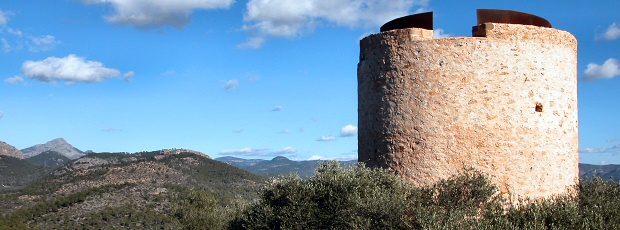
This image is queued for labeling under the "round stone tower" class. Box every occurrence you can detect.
[357,10,578,201]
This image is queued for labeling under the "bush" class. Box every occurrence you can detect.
[173,189,246,230]
[230,162,620,230]
[407,169,500,229]
[229,161,413,229]
[577,178,620,229]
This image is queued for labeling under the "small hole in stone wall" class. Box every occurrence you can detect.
[535,102,543,112]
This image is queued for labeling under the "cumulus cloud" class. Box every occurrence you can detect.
[270,105,283,112]
[238,37,266,49]
[1,12,61,53]
[241,0,428,48]
[316,135,336,141]
[597,22,620,41]
[4,76,23,84]
[83,0,234,29]
[21,54,124,84]
[220,147,266,156]
[307,155,323,160]
[580,144,620,155]
[433,28,451,38]
[218,146,297,156]
[224,79,239,92]
[583,58,620,80]
[28,35,60,52]
[273,146,297,155]
[0,10,10,27]
[340,125,358,137]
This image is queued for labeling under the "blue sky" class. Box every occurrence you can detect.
[0,0,619,164]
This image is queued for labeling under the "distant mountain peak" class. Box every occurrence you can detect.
[0,141,24,159]
[272,156,291,161]
[48,138,68,144]
[22,138,84,160]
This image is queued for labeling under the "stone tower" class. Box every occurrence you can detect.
[357,10,578,201]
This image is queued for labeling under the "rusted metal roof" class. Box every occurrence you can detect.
[380,12,433,32]
[379,9,551,33]
[477,9,552,28]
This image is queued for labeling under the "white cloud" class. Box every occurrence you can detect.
[220,147,268,156]
[316,135,336,141]
[583,58,620,80]
[270,105,283,112]
[83,0,234,29]
[0,10,10,27]
[232,128,243,133]
[1,38,11,53]
[433,28,451,38]
[306,154,357,161]
[123,71,135,81]
[28,35,60,52]
[276,129,290,134]
[273,146,297,155]
[4,76,24,84]
[160,70,176,76]
[224,79,239,92]
[597,22,620,41]
[340,125,358,137]
[241,0,428,48]
[607,138,619,143]
[218,146,296,156]
[7,28,22,37]
[580,144,620,155]
[1,12,60,53]
[22,54,122,83]
[246,72,261,82]
[307,155,323,160]
[237,37,265,49]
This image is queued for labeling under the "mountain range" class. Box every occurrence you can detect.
[2,138,619,181]
[216,156,357,178]
[21,138,84,159]
[1,138,619,228]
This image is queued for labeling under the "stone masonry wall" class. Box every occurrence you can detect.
[358,23,578,201]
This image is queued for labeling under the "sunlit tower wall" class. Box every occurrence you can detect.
[357,10,579,201]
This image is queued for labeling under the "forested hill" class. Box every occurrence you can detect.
[0,150,264,229]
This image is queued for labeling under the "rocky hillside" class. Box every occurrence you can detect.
[0,141,23,159]
[0,150,264,229]
[22,138,84,159]
[25,150,71,169]
[0,155,41,188]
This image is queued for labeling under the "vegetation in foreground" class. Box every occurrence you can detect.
[1,159,619,229]
[231,162,620,230]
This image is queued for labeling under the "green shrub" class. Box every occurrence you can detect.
[172,189,246,230]
[406,169,501,229]
[230,162,620,230]
[577,178,620,229]
[229,161,413,229]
